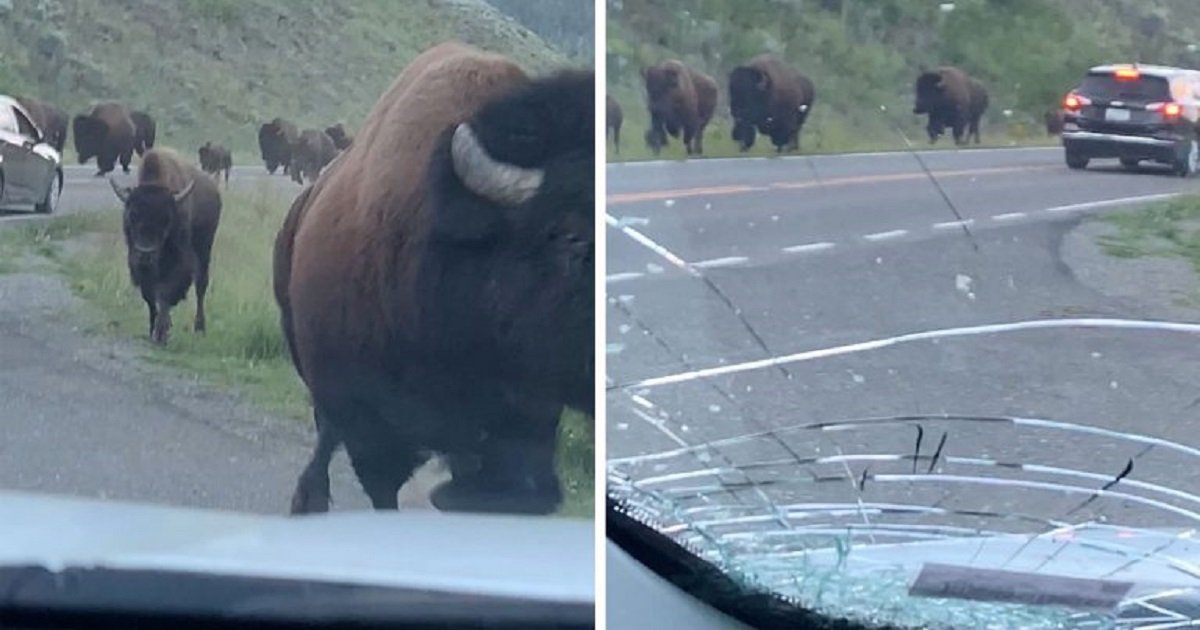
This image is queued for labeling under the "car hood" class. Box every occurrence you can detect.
[0,490,593,605]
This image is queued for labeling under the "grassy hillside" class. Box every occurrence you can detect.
[0,0,584,162]
[608,0,1200,160]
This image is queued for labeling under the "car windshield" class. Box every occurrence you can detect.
[607,0,1200,627]
[1078,73,1172,102]
[0,0,595,621]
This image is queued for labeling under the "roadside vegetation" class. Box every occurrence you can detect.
[608,0,1200,161]
[0,0,591,160]
[1099,195,1200,270]
[0,185,593,518]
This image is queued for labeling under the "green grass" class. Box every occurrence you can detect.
[1099,195,1200,267]
[36,185,593,518]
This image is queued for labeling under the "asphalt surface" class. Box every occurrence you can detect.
[0,163,449,515]
[606,146,1200,533]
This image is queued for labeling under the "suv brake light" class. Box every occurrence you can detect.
[1148,102,1183,119]
[1114,67,1140,81]
[1063,93,1090,112]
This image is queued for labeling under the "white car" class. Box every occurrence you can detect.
[0,94,62,214]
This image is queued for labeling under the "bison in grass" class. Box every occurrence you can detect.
[1045,109,1065,136]
[607,95,623,154]
[289,129,338,185]
[16,96,68,153]
[274,41,593,516]
[258,117,299,175]
[109,148,222,345]
[130,110,157,157]
[728,54,815,153]
[324,123,353,150]
[642,60,717,156]
[198,142,233,185]
[913,66,989,145]
[73,103,136,176]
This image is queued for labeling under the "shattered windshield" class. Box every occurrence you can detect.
[606,0,1200,627]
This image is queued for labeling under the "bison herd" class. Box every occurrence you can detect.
[609,56,1010,156]
[26,40,593,518]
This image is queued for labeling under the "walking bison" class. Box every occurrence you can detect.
[198,142,233,185]
[289,129,338,185]
[728,54,815,153]
[607,95,623,155]
[130,110,157,157]
[324,123,353,150]
[73,103,136,176]
[913,66,989,145]
[258,117,299,175]
[274,41,593,516]
[642,60,717,156]
[16,96,68,153]
[109,148,222,345]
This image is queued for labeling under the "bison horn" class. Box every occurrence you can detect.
[109,177,132,203]
[173,179,195,203]
[451,123,544,207]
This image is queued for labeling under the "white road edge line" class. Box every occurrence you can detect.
[782,241,836,254]
[691,256,749,269]
[992,212,1027,221]
[863,229,908,242]
[605,214,690,270]
[932,219,975,230]
[1045,193,1180,213]
[606,272,645,283]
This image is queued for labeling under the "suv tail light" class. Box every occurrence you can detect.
[1063,93,1090,112]
[1148,102,1183,119]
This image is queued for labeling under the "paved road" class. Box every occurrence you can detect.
[0,163,449,515]
[607,146,1200,534]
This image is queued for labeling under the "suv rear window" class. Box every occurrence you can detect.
[1078,73,1171,102]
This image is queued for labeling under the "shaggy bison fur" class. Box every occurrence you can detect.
[728,54,815,153]
[642,60,717,156]
[73,103,136,176]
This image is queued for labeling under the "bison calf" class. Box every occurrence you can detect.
[324,123,353,150]
[198,142,233,185]
[110,148,222,345]
[130,110,157,156]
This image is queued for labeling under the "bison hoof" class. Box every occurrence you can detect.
[194,317,206,334]
[289,483,331,515]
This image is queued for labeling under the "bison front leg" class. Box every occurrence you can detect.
[120,147,133,174]
[150,298,172,345]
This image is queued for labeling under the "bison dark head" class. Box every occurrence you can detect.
[642,62,684,106]
[913,71,944,115]
[324,124,352,150]
[72,115,105,164]
[111,179,194,269]
[729,65,772,151]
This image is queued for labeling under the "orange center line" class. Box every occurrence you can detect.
[607,164,1057,205]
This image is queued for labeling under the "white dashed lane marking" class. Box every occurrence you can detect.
[691,256,749,269]
[863,229,908,242]
[992,212,1027,221]
[933,219,975,230]
[606,272,645,284]
[782,241,837,254]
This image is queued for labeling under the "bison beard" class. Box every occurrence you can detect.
[276,42,593,517]
[110,149,222,346]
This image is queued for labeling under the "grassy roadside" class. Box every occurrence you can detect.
[1098,195,1200,269]
[0,185,593,518]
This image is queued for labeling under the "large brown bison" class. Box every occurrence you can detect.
[16,96,68,153]
[289,129,338,185]
[607,95,623,154]
[258,117,299,175]
[324,123,353,150]
[130,110,156,156]
[728,54,815,153]
[274,41,593,516]
[198,141,232,185]
[642,60,717,156]
[73,103,135,176]
[109,148,222,345]
[913,66,989,145]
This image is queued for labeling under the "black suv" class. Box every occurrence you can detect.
[1061,64,1200,176]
